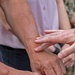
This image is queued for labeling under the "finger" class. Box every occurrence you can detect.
[44,68,56,75]
[59,60,66,75]
[62,56,72,64]
[65,58,75,67]
[65,60,74,67]
[35,36,58,44]
[35,33,65,44]
[52,62,64,75]
[35,43,53,52]
[58,43,75,59]
[45,30,64,34]
[45,30,58,34]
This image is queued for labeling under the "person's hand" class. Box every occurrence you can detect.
[0,62,39,75]
[61,44,75,67]
[35,29,75,51]
[57,42,75,61]
[71,12,75,27]
[62,53,75,68]
[34,29,75,60]
[45,45,75,68]
[46,44,75,68]
[30,51,66,75]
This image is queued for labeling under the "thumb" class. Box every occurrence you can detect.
[58,43,75,59]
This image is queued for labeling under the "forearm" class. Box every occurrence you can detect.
[56,0,71,29]
[0,0,40,60]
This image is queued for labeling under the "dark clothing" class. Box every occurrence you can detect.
[0,50,3,62]
[0,45,31,71]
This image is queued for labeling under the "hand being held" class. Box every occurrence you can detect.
[61,44,75,68]
[30,51,66,75]
[45,45,75,68]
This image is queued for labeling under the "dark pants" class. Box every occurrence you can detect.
[0,50,3,62]
[0,45,31,71]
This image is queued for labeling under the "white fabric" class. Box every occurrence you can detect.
[0,0,59,48]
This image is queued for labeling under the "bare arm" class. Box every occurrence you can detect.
[1,0,40,59]
[56,0,71,29]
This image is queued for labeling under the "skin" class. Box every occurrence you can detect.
[61,44,75,67]
[0,0,66,75]
[0,62,39,75]
[56,0,71,29]
[35,29,75,59]
[0,2,39,75]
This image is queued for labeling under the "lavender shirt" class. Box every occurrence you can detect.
[0,0,59,48]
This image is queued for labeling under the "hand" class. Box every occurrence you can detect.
[35,29,75,60]
[30,51,66,75]
[46,44,75,68]
[58,42,75,61]
[35,29,75,51]
[46,45,75,68]
[61,44,75,67]
[62,53,75,68]
[0,62,39,75]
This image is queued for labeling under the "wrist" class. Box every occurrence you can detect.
[24,38,41,61]
[29,51,46,63]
